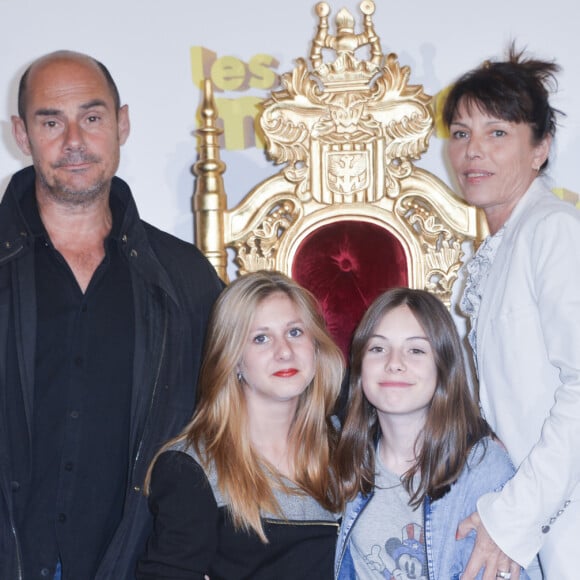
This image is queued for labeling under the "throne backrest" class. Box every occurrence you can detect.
[193,1,484,356]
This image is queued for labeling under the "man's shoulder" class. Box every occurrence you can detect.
[141,220,202,258]
[140,220,224,295]
[110,175,224,295]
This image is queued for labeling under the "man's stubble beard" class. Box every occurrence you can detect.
[36,149,114,208]
[39,170,110,207]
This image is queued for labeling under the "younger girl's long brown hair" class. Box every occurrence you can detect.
[334,287,491,510]
[145,270,344,541]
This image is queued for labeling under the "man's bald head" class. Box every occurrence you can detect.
[17,50,121,125]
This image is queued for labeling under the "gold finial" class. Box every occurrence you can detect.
[315,2,330,17]
[360,0,375,15]
[309,0,382,88]
[192,79,229,281]
[336,8,355,34]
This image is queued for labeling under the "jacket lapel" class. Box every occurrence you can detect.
[475,179,547,368]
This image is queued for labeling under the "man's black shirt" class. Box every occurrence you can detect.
[15,192,135,580]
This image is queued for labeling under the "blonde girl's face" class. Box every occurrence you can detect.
[238,292,316,406]
[361,304,437,424]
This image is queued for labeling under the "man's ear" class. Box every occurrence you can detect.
[117,104,130,145]
[11,116,32,156]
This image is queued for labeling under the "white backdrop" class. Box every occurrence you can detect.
[1,0,579,246]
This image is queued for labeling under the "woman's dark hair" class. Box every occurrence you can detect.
[334,287,491,509]
[442,44,563,169]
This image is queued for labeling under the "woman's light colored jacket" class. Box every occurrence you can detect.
[472,178,580,570]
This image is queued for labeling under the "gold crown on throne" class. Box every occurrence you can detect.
[310,0,384,92]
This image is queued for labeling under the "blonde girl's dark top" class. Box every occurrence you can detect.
[136,450,339,580]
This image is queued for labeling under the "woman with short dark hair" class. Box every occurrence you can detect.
[444,46,580,579]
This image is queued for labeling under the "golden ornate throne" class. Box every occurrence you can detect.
[193,0,484,355]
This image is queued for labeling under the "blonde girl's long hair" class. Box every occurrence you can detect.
[145,270,344,541]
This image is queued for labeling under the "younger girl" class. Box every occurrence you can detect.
[137,271,344,579]
[334,288,527,580]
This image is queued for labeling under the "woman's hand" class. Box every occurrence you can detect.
[457,511,521,580]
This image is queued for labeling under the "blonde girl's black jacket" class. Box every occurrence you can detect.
[0,166,224,580]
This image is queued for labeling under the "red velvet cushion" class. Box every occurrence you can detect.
[292,221,408,358]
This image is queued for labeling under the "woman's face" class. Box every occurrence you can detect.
[361,304,437,425]
[447,100,550,233]
[238,292,316,407]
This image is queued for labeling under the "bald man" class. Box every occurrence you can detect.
[0,51,223,580]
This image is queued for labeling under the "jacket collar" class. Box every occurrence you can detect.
[0,166,179,304]
[499,177,547,238]
[474,177,549,357]
[0,165,136,242]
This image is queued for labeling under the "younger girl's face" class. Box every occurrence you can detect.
[361,304,437,423]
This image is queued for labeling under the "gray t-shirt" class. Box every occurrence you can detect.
[350,456,427,580]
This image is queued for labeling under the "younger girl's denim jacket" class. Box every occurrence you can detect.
[335,437,530,579]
